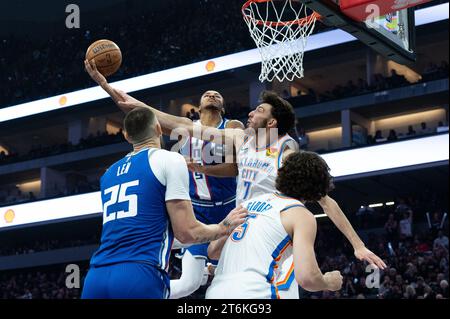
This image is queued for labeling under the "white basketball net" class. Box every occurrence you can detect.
[242,0,318,82]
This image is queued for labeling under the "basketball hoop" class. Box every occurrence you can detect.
[242,0,320,82]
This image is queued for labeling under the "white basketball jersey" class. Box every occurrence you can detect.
[236,134,299,206]
[234,133,300,298]
[205,193,304,299]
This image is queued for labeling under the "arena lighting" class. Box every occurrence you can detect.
[0,3,448,123]
[314,214,328,219]
[385,202,395,206]
[0,134,447,229]
[0,192,102,229]
[369,203,384,208]
[322,134,449,179]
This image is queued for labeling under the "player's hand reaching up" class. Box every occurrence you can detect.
[220,206,248,236]
[84,59,136,110]
[354,246,387,270]
[84,59,107,86]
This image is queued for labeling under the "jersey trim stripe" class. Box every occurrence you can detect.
[277,138,293,169]
[280,204,305,213]
[159,223,169,270]
[255,134,287,152]
[276,262,296,290]
[266,235,291,299]
[201,141,213,200]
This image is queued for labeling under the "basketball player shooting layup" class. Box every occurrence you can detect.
[169,91,245,299]
[81,107,247,299]
[206,151,343,299]
[85,60,387,298]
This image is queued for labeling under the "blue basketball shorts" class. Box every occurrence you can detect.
[185,200,235,262]
[81,262,169,299]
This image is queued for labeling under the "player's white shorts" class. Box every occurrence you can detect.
[206,272,274,299]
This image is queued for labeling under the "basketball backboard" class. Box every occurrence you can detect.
[302,0,417,64]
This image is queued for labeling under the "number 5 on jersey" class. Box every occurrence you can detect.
[231,214,257,242]
[103,180,139,224]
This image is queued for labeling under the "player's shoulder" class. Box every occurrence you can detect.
[277,195,313,223]
[149,149,188,184]
[244,193,304,211]
[270,193,305,211]
[282,203,316,238]
[282,134,299,150]
[151,148,185,163]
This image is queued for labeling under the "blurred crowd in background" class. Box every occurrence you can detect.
[1,0,446,108]
[1,118,447,207]
[0,193,447,299]
[1,0,252,107]
[287,63,449,107]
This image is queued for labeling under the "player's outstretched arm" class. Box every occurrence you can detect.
[283,206,343,292]
[186,162,239,178]
[85,59,245,145]
[85,59,192,135]
[318,196,387,269]
[84,59,125,106]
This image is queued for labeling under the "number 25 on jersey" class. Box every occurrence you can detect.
[102,180,139,224]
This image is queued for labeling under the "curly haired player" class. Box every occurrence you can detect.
[206,151,343,298]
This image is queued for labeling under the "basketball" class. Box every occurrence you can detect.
[85,39,122,77]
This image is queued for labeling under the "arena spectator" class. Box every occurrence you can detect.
[406,125,416,136]
[419,122,432,135]
[395,198,411,215]
[374,130,386,143]
[399,210,413,239]
[436,121,449,133]
[387,129,398,141]
[434,230,449,250]
[298,129,310,150]
[439,280,449,298]
[427,211,448,236]
[384,213,398,243]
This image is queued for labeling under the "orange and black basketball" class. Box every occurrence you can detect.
[85,39,122,77]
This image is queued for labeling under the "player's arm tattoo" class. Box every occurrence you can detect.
[222,217,231,228]
[192,219,232,244]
